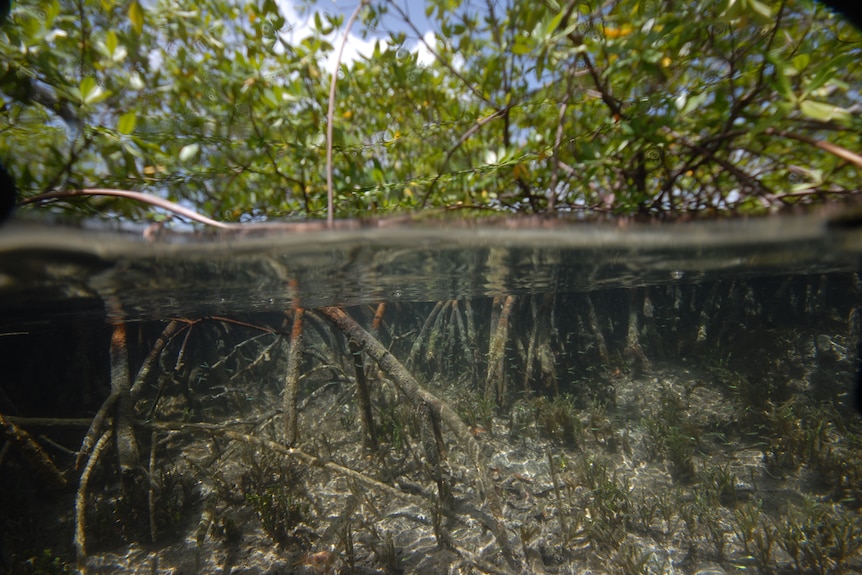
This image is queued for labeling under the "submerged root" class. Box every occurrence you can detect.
[283,308,304,447]
[486,296,515,405]
[319,306,521,571]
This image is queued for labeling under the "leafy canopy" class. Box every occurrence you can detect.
[0,0,859,223]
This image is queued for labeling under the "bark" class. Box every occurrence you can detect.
[485,295,515,404]
[624,289,651,377]
[284,308,305,447]
[583,293,610,365]
[75,429,113,572]
[349,337,378,451]
[110,323,139,474]
[370,303,386,339]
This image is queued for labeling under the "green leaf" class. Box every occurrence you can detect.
[128,0,144,35]
[791,53,809,74]
[802,53,857,99]
[746,0,773,23]
[767,54,795,103]
[721,0,772,24]
[799,100,851,124]
[106,30,118,56]
[675,92,706,117]
[511,36,533,55]
[78,77,110,105]
[117,111,136,135]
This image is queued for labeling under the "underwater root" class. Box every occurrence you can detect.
[486,295,515,404]
[283,308,304,447]
[319,306,521,571]
[0,412,67,490]
[75,429,113,572]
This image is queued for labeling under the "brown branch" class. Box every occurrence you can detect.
[548,73,575,212]
[370,303,386,340]
[131,320,183,400]
[326,0,369,227]
[419,105,514,209]
[146,422,429,509]
[765,128,862,169]
[21,188,244,229]
[388,1,492,107]
[666,129,775,202]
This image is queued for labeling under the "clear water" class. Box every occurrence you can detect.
[0,214,860,574]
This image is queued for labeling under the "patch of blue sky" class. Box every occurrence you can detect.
[275,0,440,73]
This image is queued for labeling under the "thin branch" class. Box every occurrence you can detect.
[419,105,515,209]
[765,128,862,169]
[667,129,776,202]
[21,188,243,229]
[326,0,369,227]
[387,1,492,106]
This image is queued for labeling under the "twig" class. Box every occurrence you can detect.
[76,392,119,470]
[418,106,513,209]
[21,188,244,229]
[130,320,183,400]
[6,417,93,427]
[765,128,862,169]
[326,0,369,227]
[145,421,428,508]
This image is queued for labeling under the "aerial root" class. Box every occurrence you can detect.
[283,308,304,447]
[318,306,521,571]
[0,412,67,490]
[75,429,113,573]
[406,300,446,368]
[485,295,515,404]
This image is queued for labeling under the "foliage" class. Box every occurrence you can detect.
[0,0,859,223]
[14,548,75,575]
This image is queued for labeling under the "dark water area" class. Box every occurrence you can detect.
[0,215,861,575]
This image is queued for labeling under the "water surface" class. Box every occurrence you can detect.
[0,213,860,575]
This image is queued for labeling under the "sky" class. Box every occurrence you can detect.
[274,0,443,72]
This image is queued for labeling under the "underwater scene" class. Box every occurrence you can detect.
[0,216,860,575]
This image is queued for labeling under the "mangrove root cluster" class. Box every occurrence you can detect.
[0,272,860,574]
